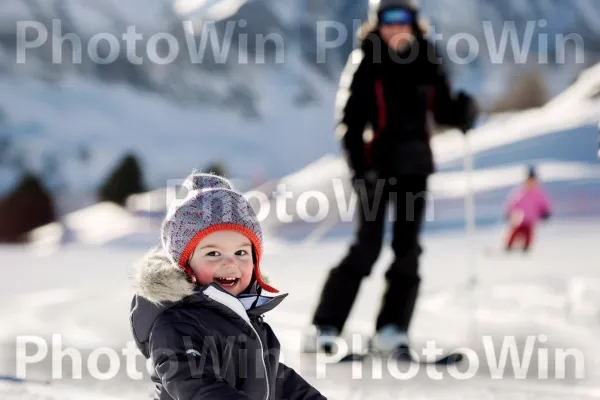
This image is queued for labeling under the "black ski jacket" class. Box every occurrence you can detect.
[129,249,326,400]
[336,31,477,177]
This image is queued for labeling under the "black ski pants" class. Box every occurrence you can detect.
[312,174,428,333]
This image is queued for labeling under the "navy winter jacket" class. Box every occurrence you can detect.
[129,249,326,400]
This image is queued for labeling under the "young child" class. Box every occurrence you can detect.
[504,166,552,252]
[129,173,325,400]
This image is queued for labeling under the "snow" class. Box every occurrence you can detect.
[28,202,141,248]
[430,161,600,199]
[204,0,246,21]
[0,72,336,195]
[3,0,172,33]
[577,0,600,35]
[231,60,600,239]
[174,0,247,20]
[3,0,600,202]
[1,0,341,202]
[431,104,600,168]
[1,218,600,399]
[1,102,599,397]
[173,0,217,17]
[100,0,173,29]
[2,2,600,397]
[0,382,133,400]
[545,63,600,109]
[2,1,34,24]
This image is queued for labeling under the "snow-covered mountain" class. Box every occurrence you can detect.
[1,0,600,203]
[0,0,341,203]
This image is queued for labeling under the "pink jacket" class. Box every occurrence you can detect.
[506,184,552,226]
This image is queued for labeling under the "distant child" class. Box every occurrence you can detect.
[504,166,552,252]
[129,173,325,400]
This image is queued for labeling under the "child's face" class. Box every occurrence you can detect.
[188,230,254,296]
[525,177,537,189]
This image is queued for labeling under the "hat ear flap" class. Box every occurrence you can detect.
[252,247,258,265]
[251,245,278,293]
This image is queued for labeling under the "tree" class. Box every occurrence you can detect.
[98,153,146,206]
[492,68,550,113]
[0,173,56,243]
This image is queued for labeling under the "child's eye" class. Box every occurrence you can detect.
[236,250,249,256]
[206,251,221,257]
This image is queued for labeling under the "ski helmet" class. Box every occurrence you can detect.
[370,0,420,18]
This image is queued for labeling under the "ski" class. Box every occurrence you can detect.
[0,375,51,385]
[337,350,464,365]
[483,246,531,258]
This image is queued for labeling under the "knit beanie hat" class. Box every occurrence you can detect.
[161,172,277,293]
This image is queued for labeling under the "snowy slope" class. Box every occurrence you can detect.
[100,61,600,242]
[246,62,600,239]
[434,62,600,169]
[2,64,600,400]
[34,64,600,249]
[2,218,600,399]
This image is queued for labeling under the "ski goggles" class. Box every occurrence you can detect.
[379,8,415,26]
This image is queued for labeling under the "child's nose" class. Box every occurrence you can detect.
[222,256,237,268]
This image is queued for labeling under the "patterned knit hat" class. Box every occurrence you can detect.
[161,172,277,293]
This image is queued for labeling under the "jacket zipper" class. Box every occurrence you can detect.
[246,319,269,400]
[200,286,272,400]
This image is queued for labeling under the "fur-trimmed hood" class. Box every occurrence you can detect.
[130,247,196,305]
[129,247,284,359]
[129,248,198,357]
[130,247,276,304]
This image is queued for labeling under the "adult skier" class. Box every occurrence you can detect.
[305,0,479,356]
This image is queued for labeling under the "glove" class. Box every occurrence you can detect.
[455,91,479,134]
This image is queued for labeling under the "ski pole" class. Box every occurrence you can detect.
[463,129,479,345]
[597,121,600,159]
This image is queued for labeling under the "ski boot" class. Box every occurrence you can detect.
[302,325,340,354]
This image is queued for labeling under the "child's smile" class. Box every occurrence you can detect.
[188,230,255,296]
[214,276,240,290]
